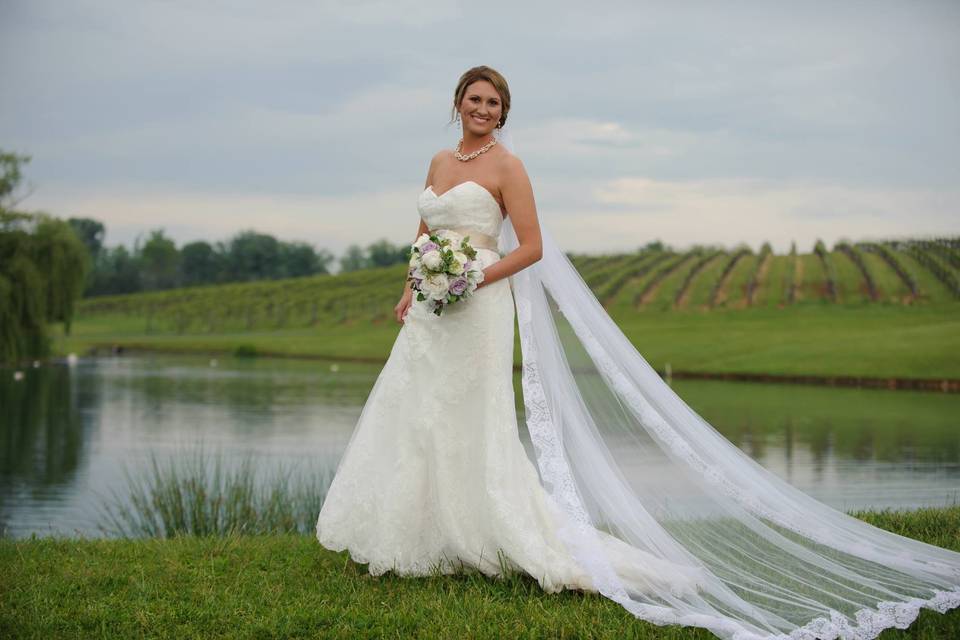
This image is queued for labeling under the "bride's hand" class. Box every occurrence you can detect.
[395,288,413,324]
[476,268,489,290]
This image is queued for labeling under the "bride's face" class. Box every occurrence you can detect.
[458,80,503,136]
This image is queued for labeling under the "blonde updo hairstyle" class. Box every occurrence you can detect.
[449,65,511,129]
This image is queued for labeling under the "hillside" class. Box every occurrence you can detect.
[58,236,960,382]
[77,236,959,329]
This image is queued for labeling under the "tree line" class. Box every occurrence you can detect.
[71,223,338,296]
[72,223,411,297]
[0,146,412,362]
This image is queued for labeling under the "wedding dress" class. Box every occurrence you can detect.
[316,179,709,598]
[318,130,960,640]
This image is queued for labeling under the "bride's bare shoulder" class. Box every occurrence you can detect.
[433,148,455,162]
[497,148,528,183]
[425,149,453,180]
[427,148,454,172]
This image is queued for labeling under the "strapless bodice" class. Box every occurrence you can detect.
[417,181,504,250]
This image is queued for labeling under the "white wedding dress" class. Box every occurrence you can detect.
[317,165,960,640]
[316,180,708,597]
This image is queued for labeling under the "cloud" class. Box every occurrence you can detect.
[28,183,422,254]
[1,0,958,257]
[28,174,957,265]
[542,175,959,255]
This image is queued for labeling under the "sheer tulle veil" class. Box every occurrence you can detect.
[487,122,960,639]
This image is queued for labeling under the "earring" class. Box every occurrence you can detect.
[455,112,461,123]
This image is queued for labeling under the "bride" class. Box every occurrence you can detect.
[317,66,960,639]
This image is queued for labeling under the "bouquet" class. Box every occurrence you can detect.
[407,229,485,316]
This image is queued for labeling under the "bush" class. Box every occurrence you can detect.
[233,344,258,358]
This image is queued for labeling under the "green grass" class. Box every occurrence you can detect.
[2,507,958,639]
[756,254,787,307]
[833,246,872,304]
[4,437,959,638]
[55,302,960,380]
[617,303,960,379]
[893,249,953,301]
[862,251,910,302]
[682,251,730,309]
[715,251,758,309]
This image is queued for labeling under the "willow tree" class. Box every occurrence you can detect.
[0,150,90,364]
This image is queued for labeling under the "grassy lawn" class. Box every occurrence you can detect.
[617,303,960,379]
[54,303,960,380]
[2,506,959,639]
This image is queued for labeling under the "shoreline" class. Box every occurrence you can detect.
[4,503,959,542]
[72,343,960,393]
[665,369,960,393]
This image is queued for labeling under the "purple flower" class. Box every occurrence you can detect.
[420,241,439,253]
[448,276,469,296]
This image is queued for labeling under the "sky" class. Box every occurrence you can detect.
[1,0,958,263]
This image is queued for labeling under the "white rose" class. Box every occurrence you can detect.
[422,273,450,300]
[421,250,443,270]
[408,252,419,268]
[413,233,431,249]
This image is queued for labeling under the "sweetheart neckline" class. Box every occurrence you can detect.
[424,181,506,219]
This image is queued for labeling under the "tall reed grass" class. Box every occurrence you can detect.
[95,444,333,538]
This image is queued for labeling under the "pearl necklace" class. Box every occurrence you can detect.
[455,136,498,162]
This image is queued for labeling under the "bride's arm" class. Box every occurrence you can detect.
[477,155,543,288]
[404,219,429,294]
[396,152,447,323]
[395,194,430,323]
[400,154,441,296]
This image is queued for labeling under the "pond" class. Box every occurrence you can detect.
[1,354,958,538]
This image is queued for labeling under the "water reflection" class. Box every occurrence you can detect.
[677,379,960,510]
[1,355,957,538]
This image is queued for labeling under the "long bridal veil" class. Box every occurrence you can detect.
[490,124,960,639]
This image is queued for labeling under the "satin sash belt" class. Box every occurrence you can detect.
[433,226,499,252]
